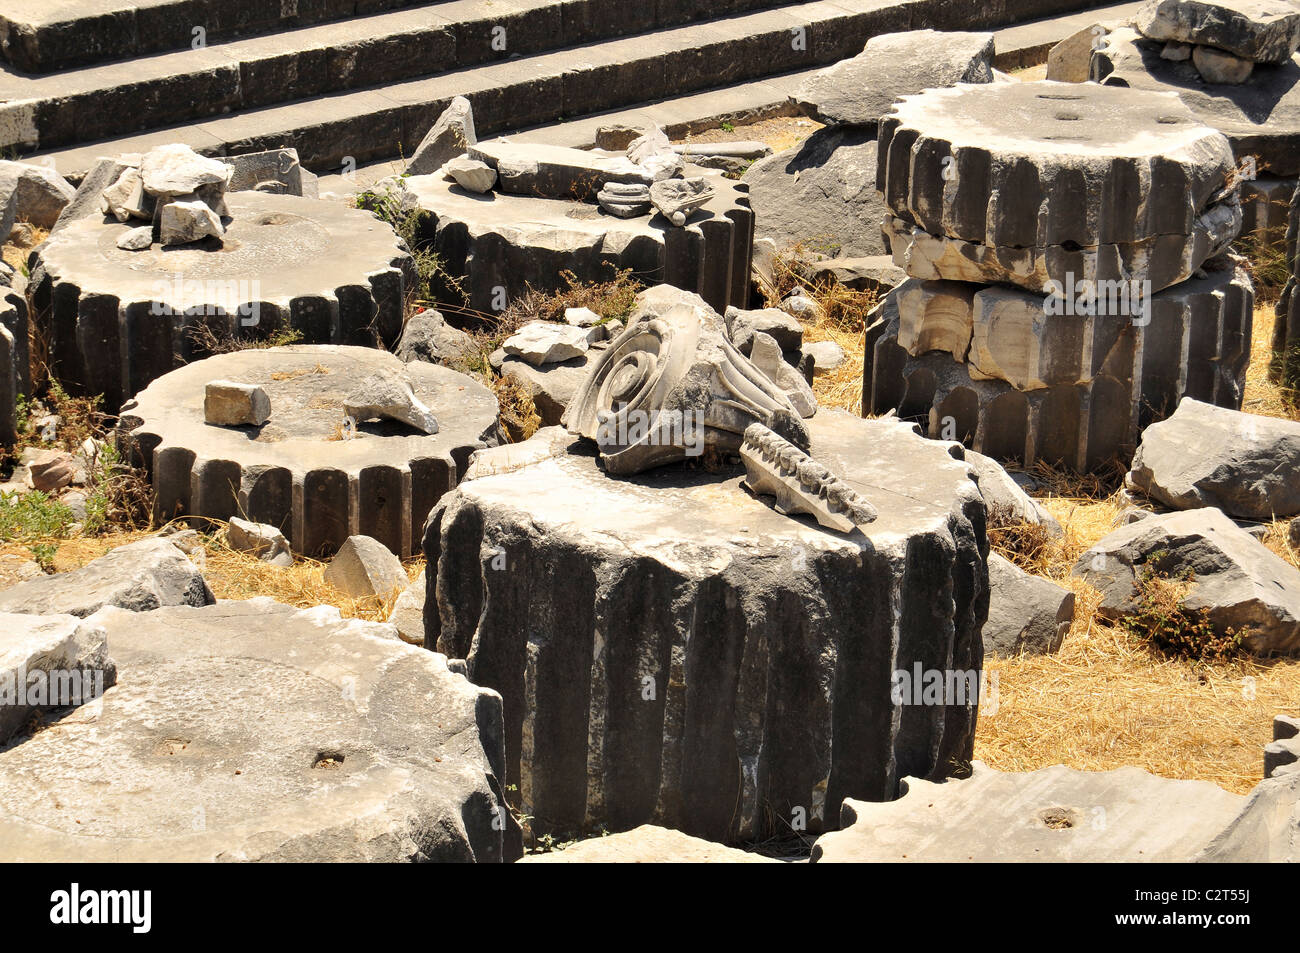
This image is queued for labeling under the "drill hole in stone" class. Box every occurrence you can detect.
[1039,807,1075,829]
[1055,112,1081,121]
[312,749,345,769]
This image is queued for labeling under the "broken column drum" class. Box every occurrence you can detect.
[404,144,754,318]
[28,192,414,413]
[423,413,989,842]
[877,81,1241,293]
[864,263,1254,470]
[119,345,500,557]
[866,80,1252,471]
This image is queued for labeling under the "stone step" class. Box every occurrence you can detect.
[0,0,806,153]
[0,0,444,73]
[28,0,1125,179]
[990,0,1144,69]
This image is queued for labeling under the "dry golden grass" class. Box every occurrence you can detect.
[0,523,422,623]
[675,115,823,154]
[790,276,1300,793]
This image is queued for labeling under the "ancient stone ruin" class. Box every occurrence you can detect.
[1,0,1299,874]
[863,80,1253,471]
[119,345,500,557]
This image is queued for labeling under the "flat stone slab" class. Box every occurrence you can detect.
[1093,27,1300,175]
[1197,771,1300,860]
[0,537,213,618]
[405,168,753,317]
[425,413,988,842]
[0,611,114,744]
[1128,397,1300,520]
[810,761,1244,862]
[0,599,513,862]
[793,29,994,128]
[519,825,779,863]
[29,191,414,412]
[745,126,887,259]
[1134,0,1300,64]
[119,345,500,557]
[468,141,652,201]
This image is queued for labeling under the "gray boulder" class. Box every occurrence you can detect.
[344,372,439,435]
[408,97,477,177]
[1128,399,1300,520]
[985,553,1075,657]
[386,568,425,645]
[793,30,995,129]
[1134,0,1300,63]
[1073,508,1300,656]
[0,611,115,743]
[225,516,293,567]
[503,321,597,366]
[724,306,804,355]
[220,147,316,197]
[0,538,214,618]
[0,160,76,232]
[324,535,407,599]
[966,453,1072,538]
[394,308,477,368]
[0,600,515,862]
[812,761,1245,862]
[52,155,139,232]
[744,126,887,258]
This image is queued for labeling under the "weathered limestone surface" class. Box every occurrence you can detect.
[405,169,753,316]
[0,538,213,619]
[793,30,994,129]
[118,346,500,558]
[1196,771,1300,861]
[519,825,779,863]
[387,568,426,646]
[29,192,414,413]
[220,147,317,197]
[0,159,76,232]
[424,413,989,841]
[0,600,515,862]
[1074,508,1300,656]
[394,308,476,368]
[469,142,651,201]
[863,262,1254,471]
[325,535,407,599]
[878,81,1241,293]
[1092,27,1300,175]
[965,449,1062,536]
[811,761,1244,862]
[745,126,887,259]
[985,553,1074,658]
[1134,0,1300,64]
[406,96,477,177]
[1128,398,1300,520]
[0,611,114,743]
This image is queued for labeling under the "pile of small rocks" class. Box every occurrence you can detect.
[101,143,232,250]
[1132,0,1300,84]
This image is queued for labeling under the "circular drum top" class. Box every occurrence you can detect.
[123,345,499,474]
[34,192,410,315]
[121,345,501,556]
[885,80,1225,157]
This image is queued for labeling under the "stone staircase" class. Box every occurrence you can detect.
[2,0,1119,177]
